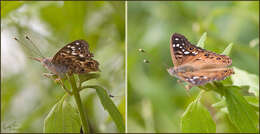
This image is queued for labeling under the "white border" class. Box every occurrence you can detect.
[125,1,128,133]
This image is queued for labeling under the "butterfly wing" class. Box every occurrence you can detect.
[51,40,99,74]
[170,33,232,69]
[176,68,234,86]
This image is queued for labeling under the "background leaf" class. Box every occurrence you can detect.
[181,91,216,133]
[231,67,259,96]
[224,86,258,133]
[44,95,81,133]
[221,43,233,56]
[91,85,125,132]
[196,32,207,48]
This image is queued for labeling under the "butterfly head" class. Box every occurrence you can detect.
[42,58,52,67]
[167,67,176,76]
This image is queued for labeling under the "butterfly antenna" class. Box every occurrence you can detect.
[25,36,45,58]
[14,37,43,58]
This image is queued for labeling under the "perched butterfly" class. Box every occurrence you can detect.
[167,33,234,90]
[15,37,99,77]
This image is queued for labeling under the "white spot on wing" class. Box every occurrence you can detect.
[193,76,199,79]
[176,44,179,47]
[76,42,80,45]
[192,51,198,55]
[184,51,190,54]
[173,44,175,47]
[175,38,179,40]
[72,52,77,55]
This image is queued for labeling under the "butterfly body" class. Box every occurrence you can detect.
[33,40,99,77]
[168,33,234,87]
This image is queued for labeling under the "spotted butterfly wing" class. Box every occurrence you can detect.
[168,33,234,87]
[170,33,232,70]
[51,40,99,74]
[175,68,234,86]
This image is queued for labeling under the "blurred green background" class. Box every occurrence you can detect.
[127,1,259,133]
[1,1,125,133]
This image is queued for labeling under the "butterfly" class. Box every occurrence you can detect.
[167,33,234,89]
[15,37,99,77]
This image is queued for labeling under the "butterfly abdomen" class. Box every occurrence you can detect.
[41,58,68,76]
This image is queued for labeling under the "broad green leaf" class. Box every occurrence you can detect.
[107,96,125,123]
[244,96,259,111]
[224,86,258,132]
[44,95,81,133]
[221,43,233,56]
[211,98,226,108]
[181,91,216,133]
[245,96,259,108]
[212,96,259,112]
[231,67,259,96]
[78,73,100,84]
[197,32,207,48]
[91,85,125,132]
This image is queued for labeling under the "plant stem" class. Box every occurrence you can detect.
[68,74,90,134]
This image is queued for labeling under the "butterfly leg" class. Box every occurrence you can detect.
[42,73,56,78]
[185,85,193,91]
[43,73,62,84]
[42,73,72,95]
[177,80,191,97]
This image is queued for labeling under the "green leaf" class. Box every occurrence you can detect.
[91,85,125,132]
[211,98,226,108]
[197,32,207,48]
[181,91,216,133]
[231,67,259,96]
[221,43,233,56]
[245,96,259,111]
[245,96,259,108]
[106,96,125,123]
[44,95,81,133]
[224,86,258,132]
[78,73,100,84]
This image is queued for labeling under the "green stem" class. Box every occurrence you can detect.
[67,74,90,134]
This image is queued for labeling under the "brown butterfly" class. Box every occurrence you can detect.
[167,33,234,90]
[15,37,99,77]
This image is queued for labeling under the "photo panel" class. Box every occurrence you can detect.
[1,1,125,133]
[127,1,259,133]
